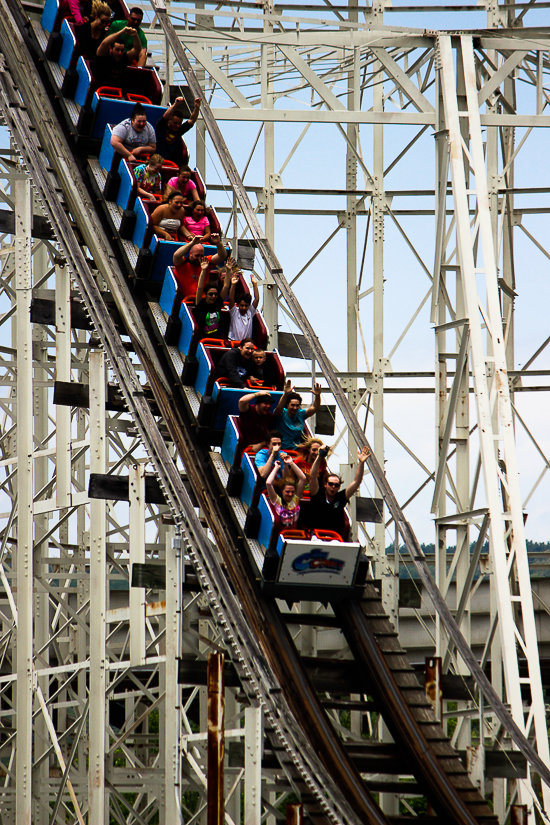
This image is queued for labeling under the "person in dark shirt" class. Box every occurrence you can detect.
[237,389,287,452]
[248,349,277,388]
[75,0,111,60]
[108,7,148,67]
[304,445,370,539]
[215,339,255,388]
[193,261,230,339]
[155,97,202,166]
[93,27,141,91]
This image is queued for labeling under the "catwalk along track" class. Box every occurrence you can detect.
[0,0,541,821]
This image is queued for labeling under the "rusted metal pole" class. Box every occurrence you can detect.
[207,652,225,825]
[510,804,528,825]
[425,656,443,723]
[286,803,303,824]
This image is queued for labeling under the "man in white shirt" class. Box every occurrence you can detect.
[228,272,259,341]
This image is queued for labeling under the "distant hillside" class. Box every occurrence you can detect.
[388,540,550,554]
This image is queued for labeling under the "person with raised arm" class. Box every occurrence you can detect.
[192,260,230,339]
[237,389,287,452]
[155,97,202,166]
[94,31,142,94]
[306,445,370,539]
[228,273,260,342]
[275,382,322,449]
[108,6,148,67]
[266,456,307,530]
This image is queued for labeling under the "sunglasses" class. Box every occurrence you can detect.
[326,481,340,488]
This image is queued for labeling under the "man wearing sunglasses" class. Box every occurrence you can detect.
[306,445,370,539]
[109,7,148,67]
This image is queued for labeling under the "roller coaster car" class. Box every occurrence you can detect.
[194,344,281,439]
[42,0,129,40]
[129,203,225,287]
[158,268,252,372]
[73,65,164,139]
[253,493,367,599]
[117,163,205,213]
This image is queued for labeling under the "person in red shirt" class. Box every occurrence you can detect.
[172,234,227,301]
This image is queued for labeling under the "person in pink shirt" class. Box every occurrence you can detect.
[182,201,211,244]
[164,165,200,204]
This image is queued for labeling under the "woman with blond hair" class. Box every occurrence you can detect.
[75,0,112,60]
[295,437,330,492]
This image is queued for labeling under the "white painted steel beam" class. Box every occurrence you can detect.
[129,463,146,667]
[14,175,33,825]
[88,349,107,825]
[439,33,550,814]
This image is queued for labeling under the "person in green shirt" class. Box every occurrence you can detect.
[108,7,147,67]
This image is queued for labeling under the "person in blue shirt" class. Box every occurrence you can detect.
[276,381,322,450]
[254,431,286,481]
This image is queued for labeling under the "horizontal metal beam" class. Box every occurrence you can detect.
[210,108,550,126]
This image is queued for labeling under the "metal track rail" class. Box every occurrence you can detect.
[0,3,395,823]
[153,4,550,789]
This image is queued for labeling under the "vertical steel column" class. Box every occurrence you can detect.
[345,29,360,533]
[33,241,52,825]
[15,174,33,825]
[244,705,262,824]
[261,7,278,346]
[88,348,106,825]
[129,462,146,666]
[371,54,390,616]
[55,263,71,509]
[207,652,224,825]
[164,529,182,823]
[433,58,449,659]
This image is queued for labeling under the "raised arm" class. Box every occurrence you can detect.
[250,273,260,309]
[273,379,292,416]
[266,461,281,504]
[305,382,322,419]
[228,274,239,310]
[308,447,326,497]
[344,446,370,500]
[219,268,231,301]
[210,234,227,267]
[283,454,306,498]
[188,98,202,126]
[194,259,211,304]
[173,239,196,267]
[127,28,142,62]
[237,390,260,414]
[97,27,133,57]
[257,443,280,479]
